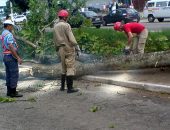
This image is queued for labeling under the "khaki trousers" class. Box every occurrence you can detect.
[59,46,76,76]
[131,29,148,54]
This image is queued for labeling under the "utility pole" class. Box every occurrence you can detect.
[10,1,14,21]
[10,1,13,14]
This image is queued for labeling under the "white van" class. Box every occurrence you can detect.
[143,0,170,22]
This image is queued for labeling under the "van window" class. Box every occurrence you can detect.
[156,1,168,7]
[147,2,155,7]
[168,1,170,6]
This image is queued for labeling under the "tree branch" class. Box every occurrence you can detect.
[15,36,37,49]
[40,19,56,32]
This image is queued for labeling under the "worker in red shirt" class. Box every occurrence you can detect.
[114,22,148,54]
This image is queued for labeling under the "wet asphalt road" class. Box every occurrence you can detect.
[0,79,170,130]
[102,18,170,31]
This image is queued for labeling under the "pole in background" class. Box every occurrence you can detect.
[10,1,14,22]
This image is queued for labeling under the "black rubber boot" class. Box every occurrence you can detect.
[66,76,78,93]
[7,87,18,96]
[60,74,66,91]
[9,88,23,98]
[6,86,11,96]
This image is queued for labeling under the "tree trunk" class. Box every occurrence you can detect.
[32,51,170,79]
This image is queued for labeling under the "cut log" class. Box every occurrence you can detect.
[104,51,170,70]
[32,61,105,79]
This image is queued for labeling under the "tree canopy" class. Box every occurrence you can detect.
[10,0,29,12]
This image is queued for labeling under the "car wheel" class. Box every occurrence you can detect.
[95,25,101,28]
[148,15,155,22]
[157,18,164,22]
[103,20,107,26]
[137,17,140,23]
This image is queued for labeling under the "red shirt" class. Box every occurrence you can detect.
[123,22,145,35]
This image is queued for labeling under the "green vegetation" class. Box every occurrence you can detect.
[74,28,170,56]
[145,31,170,52]
[15,0,86,59]
[74,27,125,56]
[4,0,170,59]
[108,124,115,128]
[75,28,170,56]
[0,96,37,103]
[18,28,170,59]
[16,25,170,59]
[0,97,16,103]
[89,105,101,112]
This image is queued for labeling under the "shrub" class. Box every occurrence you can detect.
[68,13,85,28]
[145,31,170,52]
[74,27,126,56]
[17,27,170,59]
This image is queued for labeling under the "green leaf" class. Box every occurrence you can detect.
[89,105,100,112]
[108,124,115,128]
[0,97,16,103]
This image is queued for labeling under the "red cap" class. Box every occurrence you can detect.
[58,10,69,17]
[114,22,121,31]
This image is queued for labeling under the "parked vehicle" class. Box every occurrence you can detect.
[81,11,103,28]
[103,8,140,26]
[14,15,27,23]
[143,0,170,22]
[87,7,101,13]
[22,11,30,16]
[0,14,6,23]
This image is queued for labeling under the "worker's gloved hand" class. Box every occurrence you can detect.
[123,46,131,55]
[75,45,81,57]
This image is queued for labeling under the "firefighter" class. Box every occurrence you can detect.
[53,10,80,93]
[114,22,148,54]
[1,20,23,97]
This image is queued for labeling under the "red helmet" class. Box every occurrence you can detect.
[114,22,121,31]
[58,10,69,17]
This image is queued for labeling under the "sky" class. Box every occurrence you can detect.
[0,0,8,6]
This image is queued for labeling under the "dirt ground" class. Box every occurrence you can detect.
[0,76,170,130]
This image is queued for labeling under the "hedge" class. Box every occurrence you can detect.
[17,27,170,59]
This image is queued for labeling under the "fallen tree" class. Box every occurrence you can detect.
[31,51,170,79]
[15,36,37,49]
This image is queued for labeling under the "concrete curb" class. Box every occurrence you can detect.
[82,75,170,94]
[97,68,164,75]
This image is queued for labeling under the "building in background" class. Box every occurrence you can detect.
[0,6,6,22]
[0,6,5,14]
[86,0,147,11]
[0,0,7,14]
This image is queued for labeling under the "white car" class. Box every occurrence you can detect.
[143,0,170,22]
[14,15,27,23]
